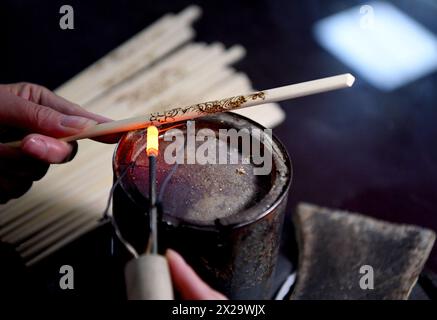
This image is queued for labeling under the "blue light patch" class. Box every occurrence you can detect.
[314,1,437,91]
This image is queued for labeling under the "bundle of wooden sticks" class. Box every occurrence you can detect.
[0,6,285,266]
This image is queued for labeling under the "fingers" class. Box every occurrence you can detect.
[20,134,77,164]
[0,144,47,202]
[0,84,116,141]
[0,140,64,204]
[0,176,33,203]
[0,157,49,181]
[36,86,112,124]
[0,83,101,203]
[0,83,118,145]
[0,134,76,165]
[0,90,97,137]
[166,249,227,300]
[35,88,120,144]
[3,82,112,124]
[0,142,23,159]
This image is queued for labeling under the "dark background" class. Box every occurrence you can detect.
[1,0,437,297]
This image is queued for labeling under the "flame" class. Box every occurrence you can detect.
[146,125,159,157]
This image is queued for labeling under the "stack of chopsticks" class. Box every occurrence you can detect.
[0,5,285,266]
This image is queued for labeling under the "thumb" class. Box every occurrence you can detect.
[166,249,227,300]
[0,89,97,138]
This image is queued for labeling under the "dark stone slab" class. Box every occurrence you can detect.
[291,203,436,300]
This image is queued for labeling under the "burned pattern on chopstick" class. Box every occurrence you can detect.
[147,91,265,123]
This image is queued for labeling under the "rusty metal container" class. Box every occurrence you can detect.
[112,112,292,299]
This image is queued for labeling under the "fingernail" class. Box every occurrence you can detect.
[63,142,78,163]
[166,249,186,264]
[24,137,47,158]
[166,249,176,259]
[61,115,97,130]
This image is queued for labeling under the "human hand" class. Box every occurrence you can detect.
[166,249,227,300]
[0,82,112,203]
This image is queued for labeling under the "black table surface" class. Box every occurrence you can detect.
[1,0,436,298]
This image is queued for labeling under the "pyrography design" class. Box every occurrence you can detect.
[147,91,265,123]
